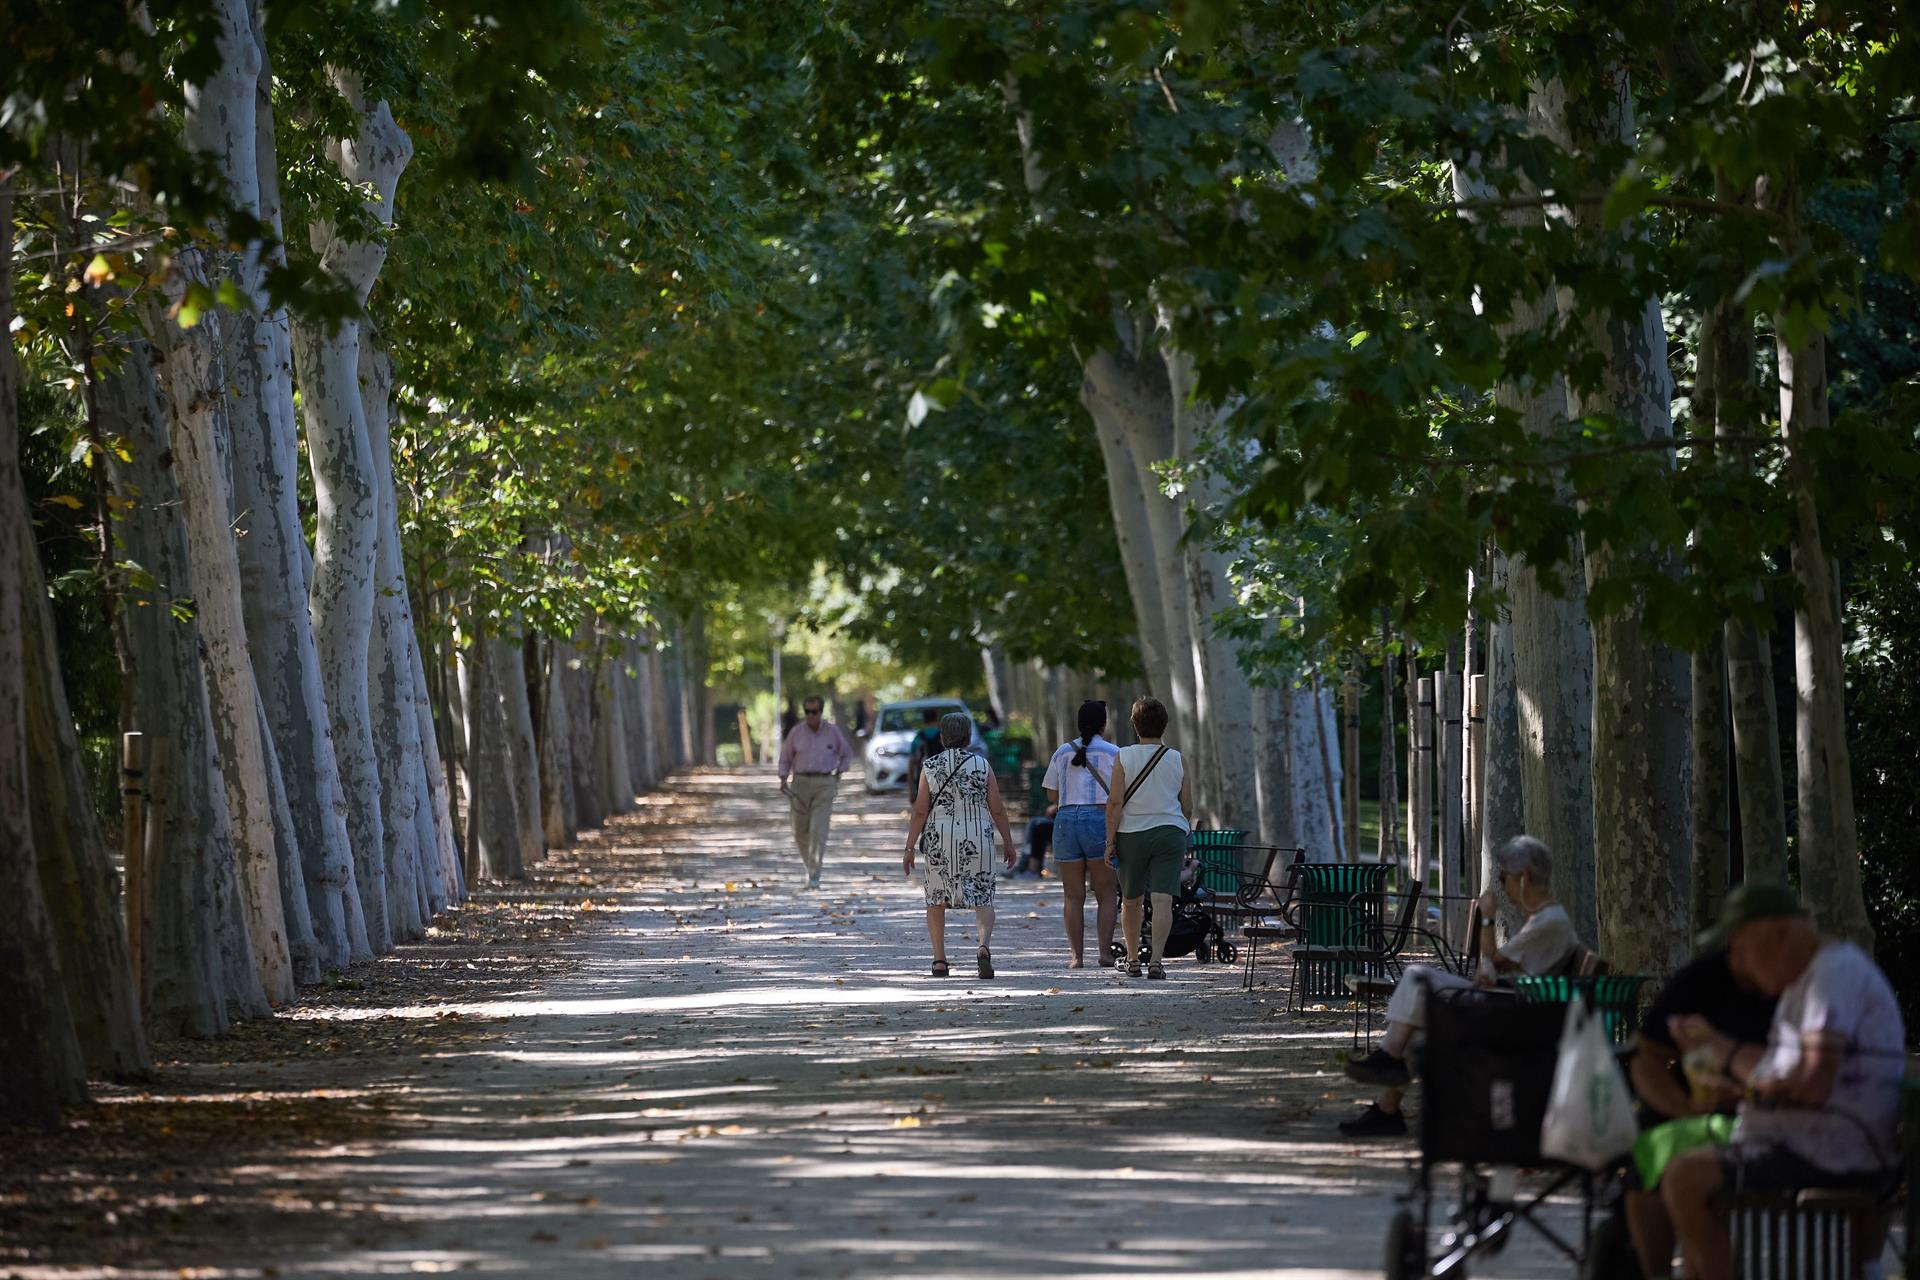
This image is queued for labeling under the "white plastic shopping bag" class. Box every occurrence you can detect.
[1538,994,1638,1169]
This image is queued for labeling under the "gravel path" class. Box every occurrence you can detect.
[10,764,1589,1279]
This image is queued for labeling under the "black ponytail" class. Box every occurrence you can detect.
[1069,699,1106,768]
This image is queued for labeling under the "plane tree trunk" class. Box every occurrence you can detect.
[294,71,412,954]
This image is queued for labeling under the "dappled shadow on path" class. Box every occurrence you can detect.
[5,766,1589,1279]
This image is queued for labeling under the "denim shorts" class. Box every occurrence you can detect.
[1051,805,1106,862]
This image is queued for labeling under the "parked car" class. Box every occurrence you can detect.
[864,697,986,794]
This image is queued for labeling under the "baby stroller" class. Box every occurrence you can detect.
[1109,880,1237,966]
[1385,986,1615,1280]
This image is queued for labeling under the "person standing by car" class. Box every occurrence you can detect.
[1104,696,1192,980]
[904,707,943,808]
[1041,700,1121,968]
[777,696,852,891]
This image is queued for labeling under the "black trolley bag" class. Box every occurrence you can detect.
[1386,984,1614,1280]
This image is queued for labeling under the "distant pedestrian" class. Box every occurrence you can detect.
[904,712,1017,978]
[904,706,942,801]
[777,695,852,890]
[1104,696,1192,979]
[1041,700,1121,968]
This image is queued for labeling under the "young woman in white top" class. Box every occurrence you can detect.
[1040,700,1122,968]
[1103,695,1193,979]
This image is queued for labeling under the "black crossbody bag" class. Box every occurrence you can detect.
[1121,744,1170,806]
[916,750,963,858]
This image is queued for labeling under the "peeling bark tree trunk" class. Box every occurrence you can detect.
[1293,683,1342,861]
[458,636,524,880]
[1774,195,1870,942]
[1691,296,1733,934]
[1080,341,1198,750]
[1726,614,1787,881]
[1479,558,1525,871]
[538,637,575,847]
[496,633,545,868]
[596,648,636,815]
[359,341,427,942]
[630,636,661,790]
[1453,156,1599,940]
[294,70,412,953]
[412,623,462,906]
[231,1,362,968]
[99,342,260,1034]
[622,639,649,797]
[646,639,675,774]
[1707,184,1789,883]
[158,0,298,1003]
[1161,336,1261,833]
[1551,73,1693,973]
[562,647,603,829]
[2,179,93,1124]
[1250,684,1299,854]
[980,646,1012,726]
[149,273,294,1005]
[253,693,320,980]
[22,505,150,1076]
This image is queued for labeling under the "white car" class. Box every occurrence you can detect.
[864,698,986,794]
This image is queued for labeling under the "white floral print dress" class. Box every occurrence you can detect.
[919,750,997,907]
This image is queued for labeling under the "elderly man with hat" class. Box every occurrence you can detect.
[1658,882,1904,1280]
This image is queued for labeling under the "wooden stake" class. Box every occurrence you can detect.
[1440,671,1465,938]
[1467,674,1487,899]
[1341,670,1361,862]
[735,709,754,766]
[1412,677,1433,892]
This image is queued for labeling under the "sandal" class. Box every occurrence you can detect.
[1125,960,1142,977]
[931,958,950,978]
[976,946,995,980]
[1147,961,1166,980]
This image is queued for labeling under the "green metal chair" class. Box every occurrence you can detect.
[1272,862,1392,1009]
[1187,828,1248,895]
[1511,973,1652,1043]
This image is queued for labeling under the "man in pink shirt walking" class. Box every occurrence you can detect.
[777,696,853,890]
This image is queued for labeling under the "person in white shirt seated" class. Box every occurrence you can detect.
[1337,834,1580,1138]
[1660,883,1904,1280]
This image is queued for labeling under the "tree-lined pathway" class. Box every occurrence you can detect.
[8,768,1582,1278]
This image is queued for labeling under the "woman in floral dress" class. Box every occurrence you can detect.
[903,712,1017,978]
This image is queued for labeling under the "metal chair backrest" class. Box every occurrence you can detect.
[1512,973,1651,1044]
[1188,829,1248,896]
[1383,882,1426,957]
[1298,862,1391,948]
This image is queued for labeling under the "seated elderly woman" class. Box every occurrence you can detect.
[1336,834,1581,1138]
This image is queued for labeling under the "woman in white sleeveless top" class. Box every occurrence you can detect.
[1103,695,1192,979]
[903,712,1017,978]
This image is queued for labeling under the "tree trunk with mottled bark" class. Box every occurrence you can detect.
[562,647,603,829]
[1774,190,1871,942]
[1691,294,1733,934]
[232,1,362,968]
[295,69,412,953]
[1453,155,1599,941]
[1549,73,1693,973]
[22,505,150,1076]
[596,647,636,815]
[1480,555,1525,889]
[99,340,261,1034]
[496,633,545,868]
[458,635,524,881]
[2,179,94,1123]
[538,637,575,847]
[359,341,428,941]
